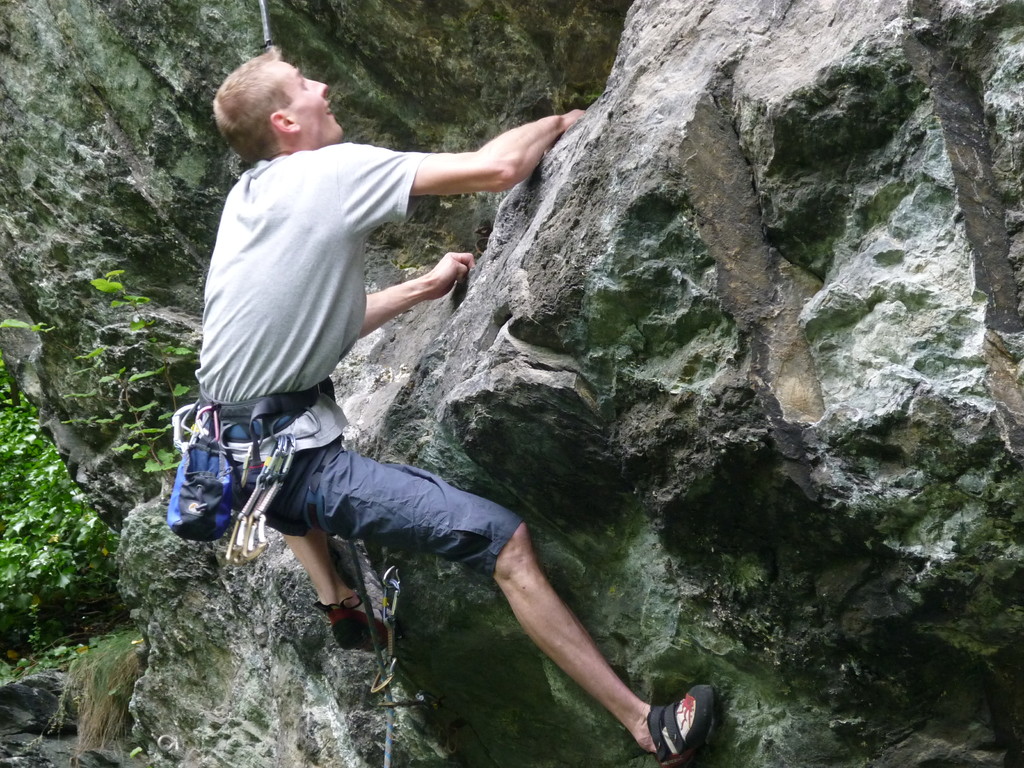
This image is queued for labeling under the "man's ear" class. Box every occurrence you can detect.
[270,109,299,136]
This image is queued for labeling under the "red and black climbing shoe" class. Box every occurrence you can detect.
[314,596,388,651]
[647,685,716,767]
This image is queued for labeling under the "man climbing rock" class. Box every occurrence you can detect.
[197,47,715,766]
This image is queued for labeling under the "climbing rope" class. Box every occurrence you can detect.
[244,4,435,762]
[257,0,273,50]
[347,542,399,768]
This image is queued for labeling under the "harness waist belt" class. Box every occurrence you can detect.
[200,378,333,443]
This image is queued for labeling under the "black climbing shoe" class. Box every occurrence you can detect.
[647,684,716,767]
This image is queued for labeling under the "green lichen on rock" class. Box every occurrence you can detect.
[4,0,1024,767]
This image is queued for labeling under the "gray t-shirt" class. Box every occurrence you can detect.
[197,143,428,403]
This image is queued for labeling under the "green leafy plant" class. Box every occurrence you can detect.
[0,319,55,333]
[66,270,195,473]
[0,351,121,662]
[0,269,193,666]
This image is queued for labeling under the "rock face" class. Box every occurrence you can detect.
[2,0,1024,767]
[0,670,125,768]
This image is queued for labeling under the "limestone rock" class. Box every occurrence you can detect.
[0,671,118,768]
[3,1,1024,767]
[0,671,69,737]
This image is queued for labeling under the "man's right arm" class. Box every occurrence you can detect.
[411,110,585,196]
[359,252,475,337]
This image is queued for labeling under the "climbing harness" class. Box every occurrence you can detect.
[166,377,325,552]
[167,399,293,555]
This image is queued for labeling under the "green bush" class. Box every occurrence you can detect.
[0,352,120,660]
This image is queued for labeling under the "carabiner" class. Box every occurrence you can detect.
[371,657,398,694]
[171,402,199,452]
[264,434,295,483]
[382,566,401,622]
[239,441,255,489]
[244,512,268,560]
[226,513,251,564]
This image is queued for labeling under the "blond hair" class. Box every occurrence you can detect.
[213,48,291,163]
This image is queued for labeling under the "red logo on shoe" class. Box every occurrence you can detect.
[676,695,696,738]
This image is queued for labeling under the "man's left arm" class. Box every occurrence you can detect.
[360,252,475,337]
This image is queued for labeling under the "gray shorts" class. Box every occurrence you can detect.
[275,439,522,576]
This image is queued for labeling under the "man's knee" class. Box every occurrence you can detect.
[493,522,538,582]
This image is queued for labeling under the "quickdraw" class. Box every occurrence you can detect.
[348,547,433,767]
[343,552,451,765]
[225,433,294,564]
[370,566,401,693]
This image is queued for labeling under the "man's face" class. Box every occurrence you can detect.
[271,61,344,151]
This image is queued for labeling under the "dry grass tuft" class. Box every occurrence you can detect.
[67,631,144,755]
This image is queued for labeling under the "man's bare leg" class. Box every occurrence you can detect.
[283,530,357,606]
[493,523,655,752]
